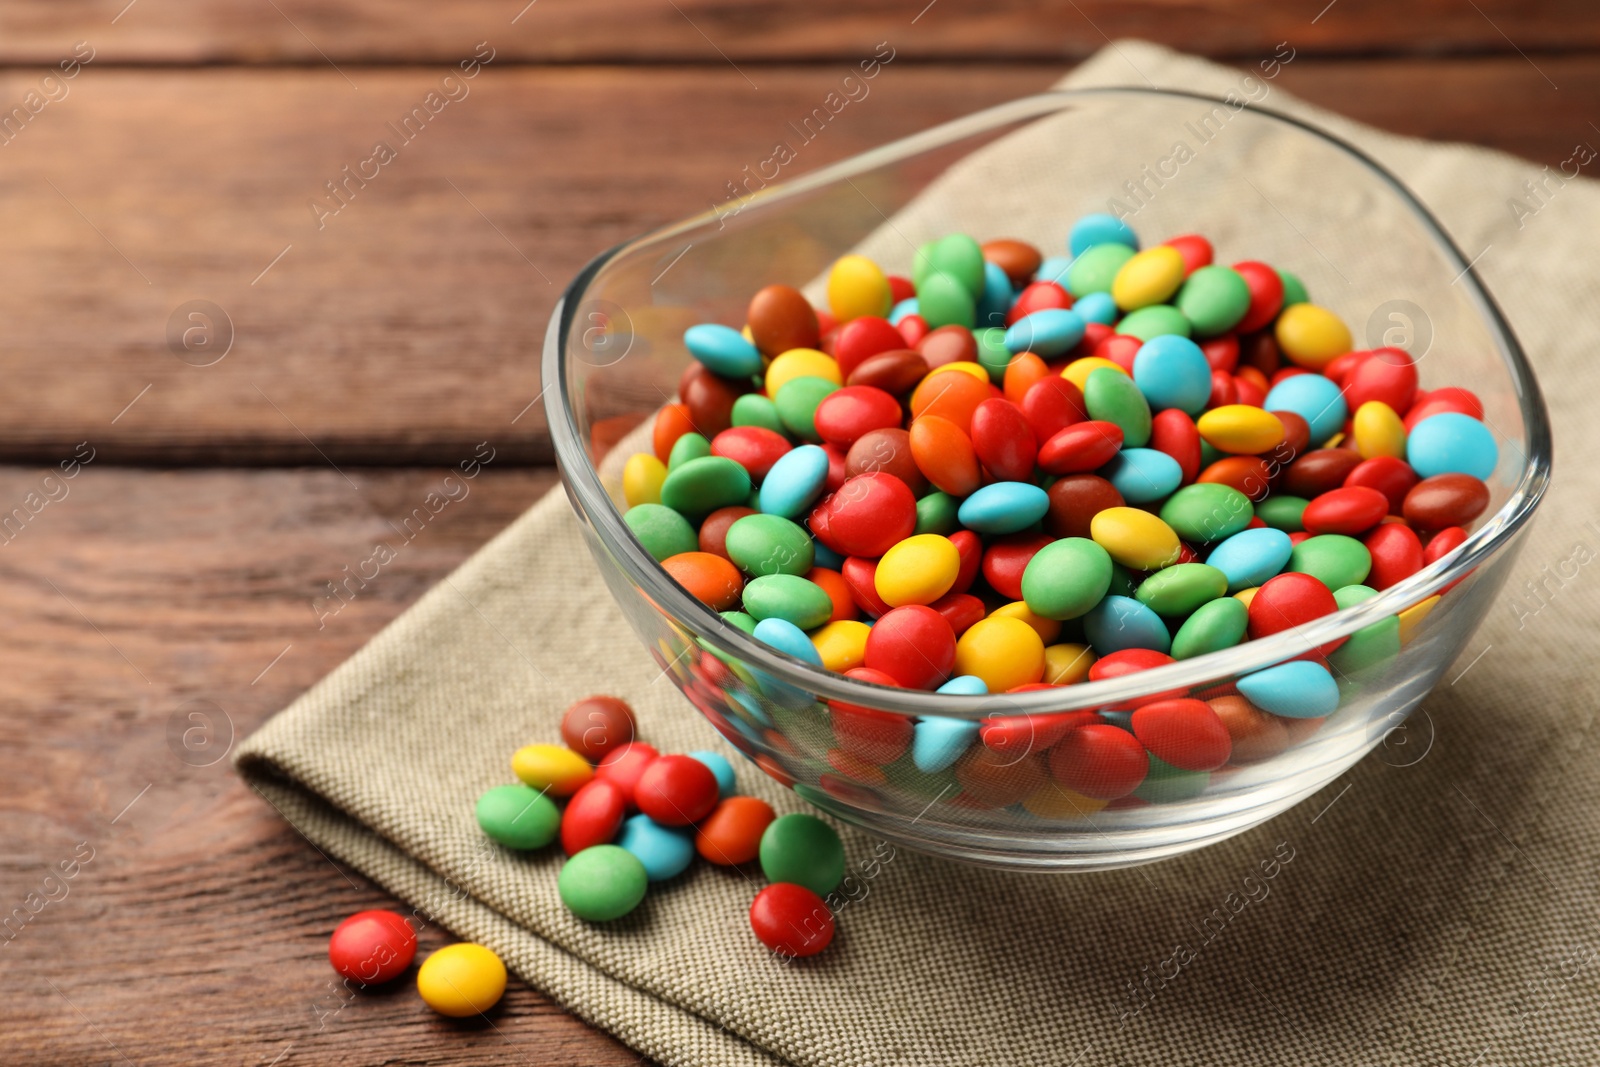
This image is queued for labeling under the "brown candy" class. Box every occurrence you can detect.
[1207,695,1291,763]
[847,348,928,395]
[1403,473,1490,530]
[1045,475,1124,540]
[679,364,744,437]
[845,427,927,496]
[1282,447,1363,498]
[915,324,979,369]
[560,695,637,763]
[953,747,1048,808]
[981,238,1043,287]
[747,284,819,356]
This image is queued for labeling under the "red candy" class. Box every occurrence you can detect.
[863,605,956,689]
[1232,261,1285,333]
[1020,376,1087,443]
[1164,233,1214,274]
[633,754,720,826]
[1248,572,1338,641]
[750,883,834,957]
[832,316,905,378]
[979,710,1095,757]
[1038,421,1124,474]
[981,533,1053,601]
[1343,347,1417,414]
[813,386,902,449]
[1006,281,1072,325]
[930,591,985,636]
[710,427,791,483]
[1149,409,1202,485]
[329,910,417,985]
[595,742,660,808]
[1364,522,1425,591]
[562,778,628,855]
[970,397,1038,482]
[841,556,892,617]
[1343,455,1419,513]
[810,473,917,558]
[1131,699,1232,772]
[1048,724,1149,799]
[1301,486,1390,536]
[830,704,913,765]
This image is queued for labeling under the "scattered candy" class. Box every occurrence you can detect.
[416,943,507,1017]
[328,910,417,985]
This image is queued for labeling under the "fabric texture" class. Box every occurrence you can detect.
[237,41,1600,1066]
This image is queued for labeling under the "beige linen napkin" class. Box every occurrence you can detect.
[238,41,1600,1066]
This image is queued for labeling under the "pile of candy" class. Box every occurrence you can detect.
[618,215,1497,797]
[478,695,847,958]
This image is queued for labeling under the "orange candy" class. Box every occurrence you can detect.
[1197,455,1273,501]
[909,415,982,496]
[1003,351,1050,407]
[805,566,859,623]
[1207,694,1291,763]
[653,402,697,463]
[694,796,777,865]
[661,551,744,610]
[909,368,991,432]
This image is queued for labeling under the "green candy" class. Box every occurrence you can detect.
[1175,266,1251,337]
[623,503,699,562]
[1067,242,1136,297]
[774,376,838,442]
[913,233,986,295]
[725,514,814,577]
[1021,537,1113,621]
[1289,534,1372,590]
[667,431,710,469]
[1199,438,1223,469]
[732,393,785,434]
[917,271,977,329]
[1170,596,1249,659]
[475,784,561,850]
[720,610,759,635]
[914,491,960,536]
[659,456,751,517]
[1256,494,1308,532]
[741,574,833,630]
[1160,483,1254,544]
[1278,269,1309,308]
[558,845,648,921]
[1328,584,1401,675]
[1133,755,1209,804]
[759,813,845,896]
[1116,304,1192,341]
[1135,562,1227,617]
[1083,367,1152,448]
[976,327,1013,382]
[1107,561,1138,599]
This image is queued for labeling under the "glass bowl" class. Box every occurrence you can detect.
[542,89,1551,870]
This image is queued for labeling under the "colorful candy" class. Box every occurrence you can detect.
[416,944,507,1017]
[328,910,417,985]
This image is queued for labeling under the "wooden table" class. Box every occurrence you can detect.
[3,3,1594,1062]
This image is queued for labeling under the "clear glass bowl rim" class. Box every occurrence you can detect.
[544,87,1553,722]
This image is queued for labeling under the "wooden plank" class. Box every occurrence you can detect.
[0,0,1596,65]
[0,465,653,1065]
[0,58,1593,467]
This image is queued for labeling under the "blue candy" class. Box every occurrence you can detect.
[1132,335,1212,415]
[1264,373,1348,446]
[1083,595,1172,654]
[1004,308,1086,356]
[1070,213,1140,256]
[1237,660,1340,718]
[1406,412,1499,480]
[889,297,919,325]
[811,541,845,571]
[616,814,695,881]
[687,750,736,797]
[758,444,829,519]
[913,711,982,774]
[1073,290,1118,326]
[684,323,762,379]
[976,261,1013,328]
[1037,255,1073,286]
[752,617,822,666]
[1204,527,1294,593]
[956,482,1050,534]
[1102,447,1184,504]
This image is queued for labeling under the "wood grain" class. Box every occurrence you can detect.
[0,57,1594,468]
[0,466,651,1066]
[0,0,1595,65]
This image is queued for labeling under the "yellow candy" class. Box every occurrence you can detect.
[1022,780,1108,820]
[623,453,667,507]
[1043,642,1096,685]
[1234,586,1260,608]
[511,743,593,797]
[875,534,960,607]
[1353,400,1407,459]
[953,616,1045,693]
[826,254,892,323]
[1062,356,1129,393]
[417,944,507,1018]
[1398,595,1441,645]
[1111,245,1187,311]
[1275,303,1352,369]
[1089,507,1181,571]
[811,620,871,673]
[925,360,990,384]
[990,601,1061,645]
[1197,405,1286,455]
[764,348,841,397]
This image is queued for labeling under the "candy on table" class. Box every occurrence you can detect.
[328,909,418,985]
[416,943,507,1017]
